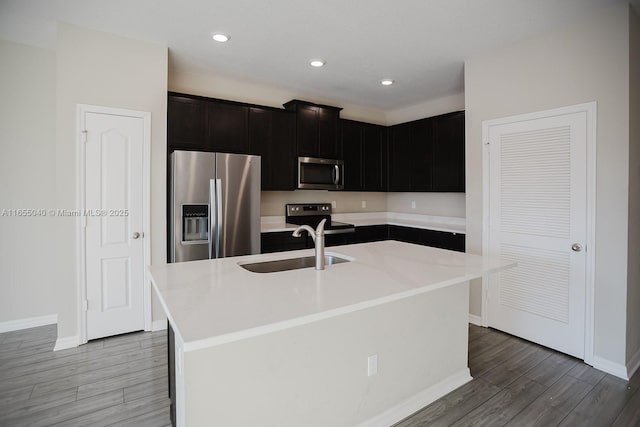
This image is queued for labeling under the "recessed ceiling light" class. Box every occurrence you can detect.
[380,79,395,86]
[309,59,326,68]
[211,33,230,43]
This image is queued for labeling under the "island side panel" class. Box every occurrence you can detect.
[182,281,470,427]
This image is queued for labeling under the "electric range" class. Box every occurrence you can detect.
[285,203,355,235]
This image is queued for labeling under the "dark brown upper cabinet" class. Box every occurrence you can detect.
[168,93,248,154]
[248,107,296,191]
[410,118,433,192]
[340,119,386,191]
[283,100,342,160]
[167,95,207,150]
[387,122,413,191]
[168,92,464,193]
[207,101,249,153]
[432,111,465,192]
[387,111,465,192]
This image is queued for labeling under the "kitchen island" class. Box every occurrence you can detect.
[149,241,513,427]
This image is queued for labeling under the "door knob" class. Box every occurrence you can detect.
[132,232,141,239]
[571,243,582,252]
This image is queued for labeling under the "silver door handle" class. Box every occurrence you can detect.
[571,243,582,252]
[132,232,141,239]
[334,165,340,185]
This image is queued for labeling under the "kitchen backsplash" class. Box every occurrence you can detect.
[261,191,465,218]
[261,191,386,215]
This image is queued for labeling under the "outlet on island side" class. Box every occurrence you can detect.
[367,354,378,376]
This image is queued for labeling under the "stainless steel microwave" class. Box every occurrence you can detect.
[298,157,344,190]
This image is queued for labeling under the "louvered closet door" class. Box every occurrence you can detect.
[487,111,587,359]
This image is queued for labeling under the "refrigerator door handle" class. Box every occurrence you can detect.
[215,178,223,258]
[208,179,216,259]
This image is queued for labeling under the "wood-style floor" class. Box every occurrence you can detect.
[0,325,170,426]
[396,325,640,427]
[1,324,638,426]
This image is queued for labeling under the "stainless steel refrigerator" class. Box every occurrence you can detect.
[169,150,261,263]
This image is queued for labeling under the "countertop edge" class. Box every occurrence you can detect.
[181,273,480,352]
[261,212,466,234]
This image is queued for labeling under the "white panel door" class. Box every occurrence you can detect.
[85,112,145,340]
[487,111,587,358]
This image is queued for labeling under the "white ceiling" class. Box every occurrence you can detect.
[0,0,628,111]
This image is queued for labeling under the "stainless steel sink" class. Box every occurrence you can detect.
[239,255,351,273]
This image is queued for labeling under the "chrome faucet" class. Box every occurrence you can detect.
[292,219,326,270]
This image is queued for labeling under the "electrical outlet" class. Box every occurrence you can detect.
[362,200,367,208]
[367,354,378,376]
[411,200,416,209]
[331,200,337,208]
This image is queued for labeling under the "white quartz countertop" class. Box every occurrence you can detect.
[261,212,465,234]
[149,241,511,352]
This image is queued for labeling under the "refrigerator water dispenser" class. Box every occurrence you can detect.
[182,204,208,243]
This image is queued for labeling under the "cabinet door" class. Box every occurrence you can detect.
[362,124,386,191]
[270,110,296,190]
[340,120,363,191]
[207,101,249,153]
[432,112,465,192]
[296,105,319,157]
[388,123,412,191]
[324,233,354,247]
[410,118,433,191]
[318,108,339,159]
[168,95,207,150]
[354,225,388,243]
[261,232,310,253]
[388,225,423,245]
[249,108,296,191]
[248,108,271,188]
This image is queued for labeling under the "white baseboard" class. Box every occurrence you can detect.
[151,319,167,332]
[592,355,628,380]
[356,368,472,427]
[0,314,57,333]
[627,347,640,380]
[468,314,483,326]
[54,335,79,351]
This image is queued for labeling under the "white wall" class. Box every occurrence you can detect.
[169,68,388,125]
[627,5,640,365]
[386,193,465,218]
[386,92,464,126]
[465,3,631,365]
[55,23,168,339]
[0,40,57,325]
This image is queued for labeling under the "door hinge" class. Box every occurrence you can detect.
[83,299,89,311]
[81,130,88,143]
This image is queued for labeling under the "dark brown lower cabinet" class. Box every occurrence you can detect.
[353,225,389,243]
[260,225,464,253]
[388,225,465,252]
[261,231,311,253]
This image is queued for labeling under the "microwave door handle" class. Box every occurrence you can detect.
[334,164,340,185]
